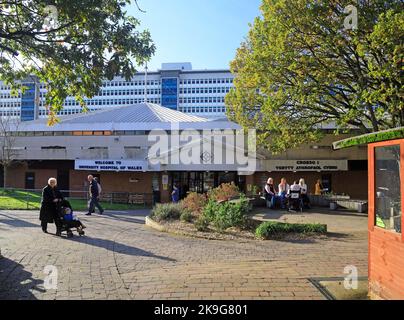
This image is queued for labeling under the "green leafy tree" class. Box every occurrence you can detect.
[0,0,155,124]
[226,0,404,153]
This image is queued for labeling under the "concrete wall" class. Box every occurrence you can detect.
[10,133,367,163]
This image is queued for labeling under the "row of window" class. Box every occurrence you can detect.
[179,106,226,114]
[0,110,20,116]
[180,87,231,94]
[39,81,162,89]
[180,79,233,85]
[0,102,21,108]
[0,93,21,99]
[179,97,225,104]
[39,89,161,98]
[39,98,162,108]
[35,78,234,89]
[11,130,233,136]
[101,80,161,87]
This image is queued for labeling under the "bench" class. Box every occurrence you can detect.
[129,194,145,205]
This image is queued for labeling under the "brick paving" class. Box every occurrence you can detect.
[0,209,368,300]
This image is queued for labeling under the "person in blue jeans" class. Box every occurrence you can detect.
[264,177,277,209]
[278,178,290,209]
[86,175,104,216]
[171,183,180,203]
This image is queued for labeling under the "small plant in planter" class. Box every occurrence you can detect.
[151,203,183,222]
[195,216,210,232]
[202,195,250,232]
[207,182,240,202]
[180,211,194,223]
[181,192,207,216]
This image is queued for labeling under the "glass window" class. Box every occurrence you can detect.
[375,145,401,233]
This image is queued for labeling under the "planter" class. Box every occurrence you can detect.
[250,196,266,208]
[309,194,351,207]
[330,202,338,210]
[336,200,368,213]
[309,195,331,207]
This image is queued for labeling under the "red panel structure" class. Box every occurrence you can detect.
[368,139,404,299]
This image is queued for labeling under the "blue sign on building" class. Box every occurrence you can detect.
[161,78,178,110]
[21,82,36,121]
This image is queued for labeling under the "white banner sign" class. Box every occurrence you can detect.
[75,160,148,172]
[266,160,348,172]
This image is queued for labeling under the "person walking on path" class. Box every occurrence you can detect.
[39,177,63,235]
[86,175,104,216]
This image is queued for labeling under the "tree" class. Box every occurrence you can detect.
[0,114,21,188]
[0,0,155,124]
[226,0,404,153]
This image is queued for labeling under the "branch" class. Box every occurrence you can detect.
[134,0,146,13]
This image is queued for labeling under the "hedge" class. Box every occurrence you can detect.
[256,221,327,239]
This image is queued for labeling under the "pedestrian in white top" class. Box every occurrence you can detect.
[289,181,301,193]
[278,178,290,209]
[299,178,311,209]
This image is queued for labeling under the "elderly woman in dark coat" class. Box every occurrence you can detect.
[39,178,64,236]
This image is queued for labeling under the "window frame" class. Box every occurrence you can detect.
[368,139,404,242]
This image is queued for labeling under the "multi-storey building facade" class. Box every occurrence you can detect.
[0,62,234,120]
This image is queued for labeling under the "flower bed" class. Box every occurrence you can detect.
[149,184,329,241]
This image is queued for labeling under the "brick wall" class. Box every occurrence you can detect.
[69,170,154,194]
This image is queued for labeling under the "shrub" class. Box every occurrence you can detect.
[255,221,327,239]
[195,216,210,232]
[151,203,183,222]
[207,183,240,202]
[181,192,207,216]
[180,210,194,223]
[202,196,250,231]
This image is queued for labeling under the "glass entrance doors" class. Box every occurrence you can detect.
[169,171,242,199]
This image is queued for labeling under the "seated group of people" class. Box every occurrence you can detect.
[263,177,311,210]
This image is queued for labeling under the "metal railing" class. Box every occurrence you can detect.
[0,188,154,209]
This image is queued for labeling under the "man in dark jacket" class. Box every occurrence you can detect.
[39,178,63,235]
[86,175,104,216]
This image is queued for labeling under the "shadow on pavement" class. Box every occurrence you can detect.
[69,236,176,262]
[0,256,45,300]
[0,213,39,228]
[101,213,146,225]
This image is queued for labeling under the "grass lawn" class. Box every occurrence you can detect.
[0,189,148,211]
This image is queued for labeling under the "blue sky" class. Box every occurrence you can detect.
[127,0,262,71]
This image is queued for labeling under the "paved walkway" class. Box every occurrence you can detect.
[0,209,368,300]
